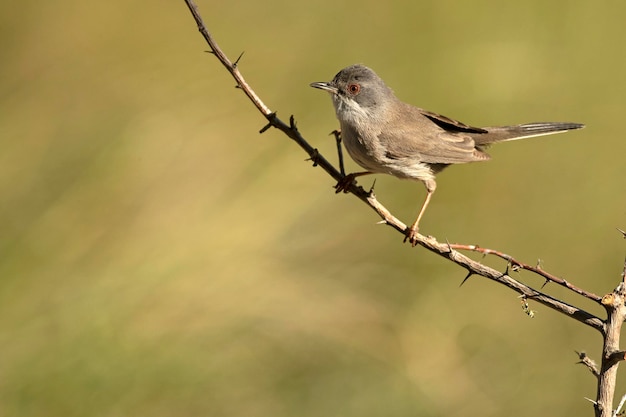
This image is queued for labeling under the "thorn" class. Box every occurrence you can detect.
[368,178,377,194]
[305,149,320,167]
[233,51,245,67]
[376,220,388,225]
[618,228,626,238]
[259,123,272,134]
[235,84,242,89]
[460,271,473,287]
[330,129,342,142]
[259,113,276,134]
[584,397,598,405]
[536,259,543,269]
[444,238,452,253]
[204,50,216,55]
[289,115,298,131]
[541,279,550,289]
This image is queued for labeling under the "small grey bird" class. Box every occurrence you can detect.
[311,64,584,245]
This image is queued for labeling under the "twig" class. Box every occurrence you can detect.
[613,393,626,417]
[577,350,600,379]
[183,0,344,188]
[449,244,602,303]
[183,1,269,115]
[331,130,345,176]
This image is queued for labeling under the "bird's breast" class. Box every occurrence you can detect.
[341,120,437,184]
[340,122,387,173]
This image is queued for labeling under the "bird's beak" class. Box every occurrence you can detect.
[310,81,338,94]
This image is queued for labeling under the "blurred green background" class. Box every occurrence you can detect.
[1,1,625,416]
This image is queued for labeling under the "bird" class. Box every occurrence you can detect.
[310,64,584,245]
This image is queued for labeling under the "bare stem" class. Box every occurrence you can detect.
[596,286,626,417]
[448,244,603,302]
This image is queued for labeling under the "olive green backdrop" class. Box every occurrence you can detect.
[1,1,625,416]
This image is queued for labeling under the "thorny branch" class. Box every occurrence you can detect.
[183,0,604,333]
[448,243,603,302]
[182,2,624,415]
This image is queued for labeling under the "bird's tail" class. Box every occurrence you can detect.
[473,122,584,145]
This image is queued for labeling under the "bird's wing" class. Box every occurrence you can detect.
[420,109,488,134]
[378,104,490,164]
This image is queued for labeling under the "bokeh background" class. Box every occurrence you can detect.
[2,1,625,416]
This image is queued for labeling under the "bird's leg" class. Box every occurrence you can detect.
[335,171,373,193]
[404,188,435,246]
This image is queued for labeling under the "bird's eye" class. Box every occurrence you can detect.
[347,83,360,95]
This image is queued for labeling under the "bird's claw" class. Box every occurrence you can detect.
[334,174,357,193]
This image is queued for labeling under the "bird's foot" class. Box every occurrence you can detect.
[334,173,358,194]
[403,226,420,247]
